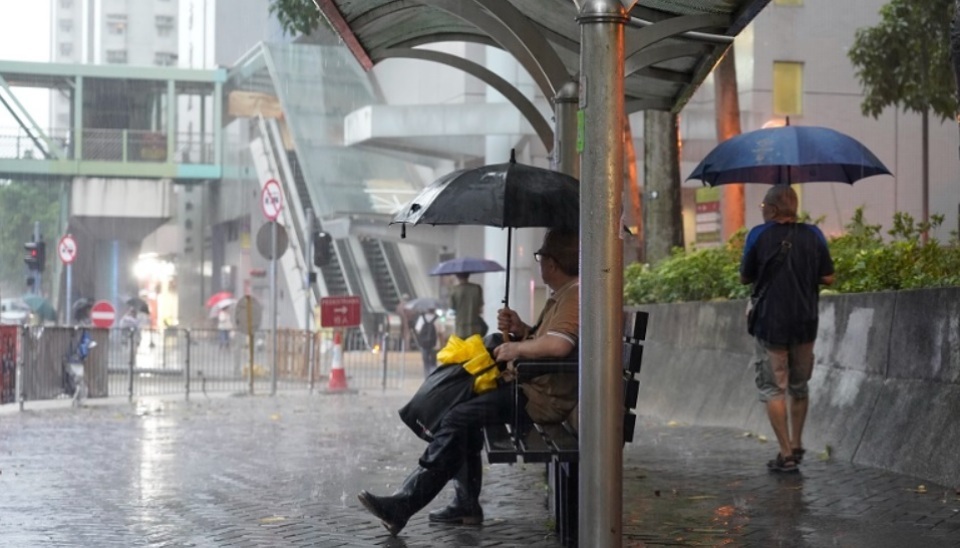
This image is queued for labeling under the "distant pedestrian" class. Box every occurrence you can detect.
[395,294,416,349]
[414,308,441,378]
[120,307,141,348]
[217,308,233,349]
[449,274,486,338]
[740,185,835,473]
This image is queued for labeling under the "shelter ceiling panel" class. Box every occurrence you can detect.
[317,0,769,113]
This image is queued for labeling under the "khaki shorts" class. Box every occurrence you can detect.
[753,338,815,402]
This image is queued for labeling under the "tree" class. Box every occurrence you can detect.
[714,46,744,240]
[848,0,958,236]
[0,180,62,296]
[270,0,323,37]
[952,0,960,159]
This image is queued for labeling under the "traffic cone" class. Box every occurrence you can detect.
[328,330,348,391]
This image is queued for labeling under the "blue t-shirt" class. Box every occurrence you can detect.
[741,221,834,345]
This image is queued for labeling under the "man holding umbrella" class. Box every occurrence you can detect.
[741,185,835,473]
[449,273,485,338]
[357,228,580,536]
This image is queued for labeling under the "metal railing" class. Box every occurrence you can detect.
[11,326,408,407]
[0,126,215,164]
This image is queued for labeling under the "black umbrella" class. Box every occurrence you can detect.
[126,296,150,314]
[72,298,94,323]
[392,150,579,308]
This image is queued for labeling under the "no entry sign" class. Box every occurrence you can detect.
[58,234,77,264]
[90,300,116,328]
[261,179,283,221]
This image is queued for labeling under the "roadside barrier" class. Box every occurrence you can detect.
[6,326,408,407]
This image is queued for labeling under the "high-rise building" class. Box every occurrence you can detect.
[49,0,179,131]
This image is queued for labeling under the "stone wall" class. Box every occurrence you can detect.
[631,287,960,487]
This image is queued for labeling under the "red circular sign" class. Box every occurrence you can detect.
[58,234,78,264]
[90,300,116,328]
[260,179,283,221]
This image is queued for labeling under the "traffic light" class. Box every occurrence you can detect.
[312,231,333,267]
[23,241,46,272]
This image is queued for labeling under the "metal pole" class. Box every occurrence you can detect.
[33,222,42,296]
[184,329,191,401]
[553,80,580,178]
[65,263,72,326]
[305,209,315,393]
[271,221,278,395]
[380,332,388,391]
[247,299,254,395]
[578,2,629,547]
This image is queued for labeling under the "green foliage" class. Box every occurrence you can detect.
[624,209,960,305]
[848,0,958,121]
[270,0,324,37]
[625,231,750,304]
[0,181,62,296]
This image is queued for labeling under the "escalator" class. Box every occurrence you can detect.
[360,238,417,314]
[285,150,348,298]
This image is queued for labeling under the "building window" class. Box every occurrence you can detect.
[59,42,73,57]
[156,15,176,34]
[772,61,803,116]
[774,0,803,4]
[106,14,127,35]
[155,52,178,66]
[106,49,128,64]
[59,19,73,33]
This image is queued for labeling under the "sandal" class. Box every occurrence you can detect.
[766,453,799,473]
[792,448,806,463]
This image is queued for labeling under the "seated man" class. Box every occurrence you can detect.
[357,228,580,536]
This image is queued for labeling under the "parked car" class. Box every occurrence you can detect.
[1,298,31,325]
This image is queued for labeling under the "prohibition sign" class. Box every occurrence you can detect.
[58,234,78,264]
[261,179,283,221]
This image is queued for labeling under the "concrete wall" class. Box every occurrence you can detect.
[632,287,960,487]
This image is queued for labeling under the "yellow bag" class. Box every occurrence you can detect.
[436,335,499,394]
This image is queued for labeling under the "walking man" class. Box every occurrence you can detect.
[449,273,486,338]
[740,185,835,473]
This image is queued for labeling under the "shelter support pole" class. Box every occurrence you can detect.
[578,2,630,547]
[553,81,580,178]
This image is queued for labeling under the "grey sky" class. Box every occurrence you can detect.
[0,1,51,128]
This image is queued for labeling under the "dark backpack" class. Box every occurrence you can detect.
[416,314,438,349]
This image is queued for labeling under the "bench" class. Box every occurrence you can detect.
[482,310,648,547]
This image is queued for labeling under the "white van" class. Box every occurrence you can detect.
[1,298,31,325]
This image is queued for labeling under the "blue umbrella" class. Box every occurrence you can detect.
[429,257,504,276]
[687,125,892,186]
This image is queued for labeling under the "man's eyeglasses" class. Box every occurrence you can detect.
[534,250,550,263]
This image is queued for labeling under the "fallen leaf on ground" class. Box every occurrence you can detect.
[259,515,286,523]
[757,435,768,442]
[270,413,281,421]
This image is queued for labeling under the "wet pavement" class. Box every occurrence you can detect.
[1,390,959,547]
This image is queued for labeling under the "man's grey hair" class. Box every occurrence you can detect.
[763,185,798,220]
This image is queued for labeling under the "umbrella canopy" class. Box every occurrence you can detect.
[208,298,236,318]
[72,298,94,323]
[21,294,56,322]
[393,150,579,308]
[205,291,234,309]
[687,125,892,186]
[403,297,444,312]
[126,296,150,314]
[429,257,504,276]
[392,155,578,230]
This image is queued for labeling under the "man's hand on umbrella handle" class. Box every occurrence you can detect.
[497,307,526,340]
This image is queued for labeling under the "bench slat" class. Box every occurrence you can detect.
[622,341,644,374]
[518,426,554,463]
[484,424,519,464]
[623,310,649,342]
[540,423,579,462]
